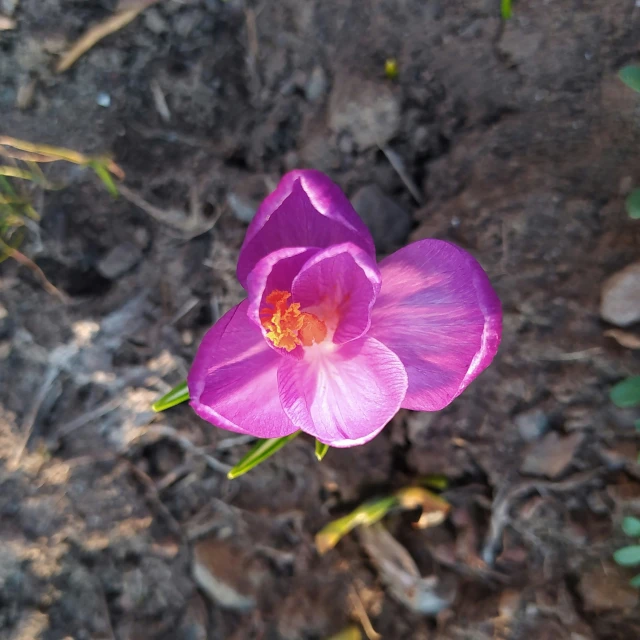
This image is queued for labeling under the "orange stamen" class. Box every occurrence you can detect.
[261,290,327,352]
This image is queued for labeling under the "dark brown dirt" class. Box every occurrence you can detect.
[2,1,640,638]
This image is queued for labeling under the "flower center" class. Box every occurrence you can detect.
[260,290,327,352]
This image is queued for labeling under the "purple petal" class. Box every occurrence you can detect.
[291,242,381,344]
[245,246,318,338]
[188,300,297,438]
[277,336,408,447]
[369,240,501,411]
[237,170,375,287]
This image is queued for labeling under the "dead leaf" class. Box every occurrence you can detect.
[395,486,451,528]
[56,1,159,73]
[359,524,456,615]
[604,329,640,350]
[315,487,450,554]
[192,539,256,611]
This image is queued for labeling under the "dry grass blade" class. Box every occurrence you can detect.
[604,329,640,350]
[0,239,69,302]
[0,136,124,178]
[56,1,159,74]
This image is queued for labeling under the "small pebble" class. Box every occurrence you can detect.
[96,92,111,108]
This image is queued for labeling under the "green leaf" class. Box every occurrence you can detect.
[315,440,330,461]
[152,381,189,412]
[613,545,640,566]
[315,486,451,554]
[91,161,119,197]
[626,189,640,219]
[619,65,640,93]
[420,474,449,491]
[227,432,300,479]
[315,495,398,554]
[623,516,640,537]
[630,574,640,588]
[326,627,362,640]
[501,0,512,19]
[610,377,640,408]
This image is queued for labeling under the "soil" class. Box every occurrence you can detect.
[2,0,640,638]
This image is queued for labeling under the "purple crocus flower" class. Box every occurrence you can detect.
[188,170,501,447]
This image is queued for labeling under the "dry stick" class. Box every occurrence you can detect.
[349,586,381,640]
[0,241,69,302]
[56,397,123,439]
[11,366,61,468]
[56,1,159,74]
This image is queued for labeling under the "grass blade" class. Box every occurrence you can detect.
[315,440,330,461]
[315,496,398,554]
[619,65,640,93]
[501,0,512,19]
[227,432,300,479]
[152,381,189,412]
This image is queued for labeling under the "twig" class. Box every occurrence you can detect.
[151,80,171,122]
[56,1,159,73]
[482,469,603,565]
[379,146,423,205]
[349,586,381,640]
[0,240,69,302]
[11,366,61,468]
[118,184,216,237]
[135,425,232,475]
[126,458,186,541]
[56,397,123,439]
[537,347,602,362]
[215,434,256,451]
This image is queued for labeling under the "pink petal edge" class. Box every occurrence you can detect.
[291,242,381,344]
[369,239,502,411]
[237,170,375,287]
[277,336,408,447]
[187,300,297,438]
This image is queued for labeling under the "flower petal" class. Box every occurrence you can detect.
[245,246,318,334]
[237,170,375,287]
[277,336,408,447]
[368,240,501,411]
[188,300,297,438]
[291,242,381,344]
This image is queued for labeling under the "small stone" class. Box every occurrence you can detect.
[226,175,269,224]
[133,227,150,249]
[520,432,584,479]
[601,262,640,327]
[514,408,549,442]
[16,78,36,110]
[578,563,639,613]
[329,75,401,150]
[498,27,543,65]
[351,184,412,253]
[97,242,143,279]
[143,8,169,34]
[299,134,338,173]
[96,92,111,108]
[0,0,18,16]
[304,66,328,103]
[283,150,300,171]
